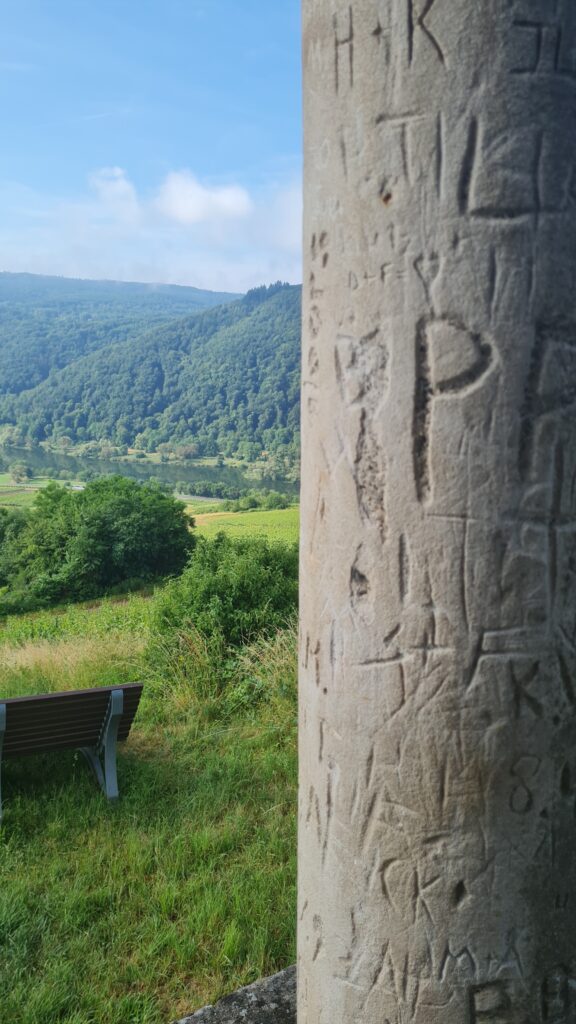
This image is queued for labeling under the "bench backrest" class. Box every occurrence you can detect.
[0,683,143,757]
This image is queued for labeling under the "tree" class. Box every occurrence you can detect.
[0,508,26,586]
[0,476,194,609]
[299,3,576,1022]
[9,462,32,483]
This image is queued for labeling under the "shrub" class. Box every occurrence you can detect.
[152,533,298,649]
[263,491,289,510]
[9,462,32,483]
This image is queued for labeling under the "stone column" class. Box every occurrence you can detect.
[298,2,576,1022]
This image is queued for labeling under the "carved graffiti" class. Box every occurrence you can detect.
[509,755,541,814]
[413,316,496,502]
[334,6,354,93]
[518,319,576,481]
[511,4,576,81]
[458,118,575,221]
[375,111,428,194]
[350,544,370,608]
[469,981,514,1022]
[335,329,388,408]
[408,0,446,66]
[372,15,392,67]
[541,965,574,1023]
[355,410,386,539]
[308,231,330,341]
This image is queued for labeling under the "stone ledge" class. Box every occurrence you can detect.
[172,966,296,1024]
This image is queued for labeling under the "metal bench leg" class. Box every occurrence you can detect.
[79,689,124,802]
[0,705,5,823]
[79,746,106,792]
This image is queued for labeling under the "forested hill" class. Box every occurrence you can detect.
[0,272,241,396]
[0,278,302,462]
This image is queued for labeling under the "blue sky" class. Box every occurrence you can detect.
[0,0,302,291]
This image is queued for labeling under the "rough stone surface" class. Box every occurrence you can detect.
[172,967,296,1024]
[299,2,576,1022]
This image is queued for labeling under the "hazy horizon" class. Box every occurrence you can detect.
[0,267,303,293]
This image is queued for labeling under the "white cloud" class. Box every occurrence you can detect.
[0,166,302,292]
[88,167,141,225]
[155,170,252,224]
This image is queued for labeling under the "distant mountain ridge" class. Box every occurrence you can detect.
[0,272,240,311]
[0,275,302,469]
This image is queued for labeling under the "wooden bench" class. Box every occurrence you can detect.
[0,683,143,820]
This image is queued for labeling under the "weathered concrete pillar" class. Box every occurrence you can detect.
[298,2,576,1022]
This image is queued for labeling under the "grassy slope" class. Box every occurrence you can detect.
[0,590,297,1023]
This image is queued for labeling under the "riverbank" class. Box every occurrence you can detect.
[0,444,299,501]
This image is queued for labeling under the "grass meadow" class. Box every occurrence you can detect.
[0,517,298,1023]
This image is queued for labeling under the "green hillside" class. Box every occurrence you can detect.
[0,272,240,398]
[0,278,301,466]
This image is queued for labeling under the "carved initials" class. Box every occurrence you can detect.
[470,981,513,1022]
[518,319,576,480]
[541,966,572,1023]
[408,0,446,66]
[413,316,495,502]
[511,7,576,81]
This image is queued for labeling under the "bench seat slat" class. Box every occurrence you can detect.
[3,705,141,723]
[4,721,127,739]
[4,711,138,736]
[4,700,141,730]
[3,722,136,752]
[4,735,132,756]
[0,685,143,783]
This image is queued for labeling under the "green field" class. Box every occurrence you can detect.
[192,506,299,544]
[0,472,79,509]
[0,472,44,508]
[0,487,39,507]
[0,588,297,1024]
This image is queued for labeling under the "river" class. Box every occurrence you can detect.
[0,446,298,497]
